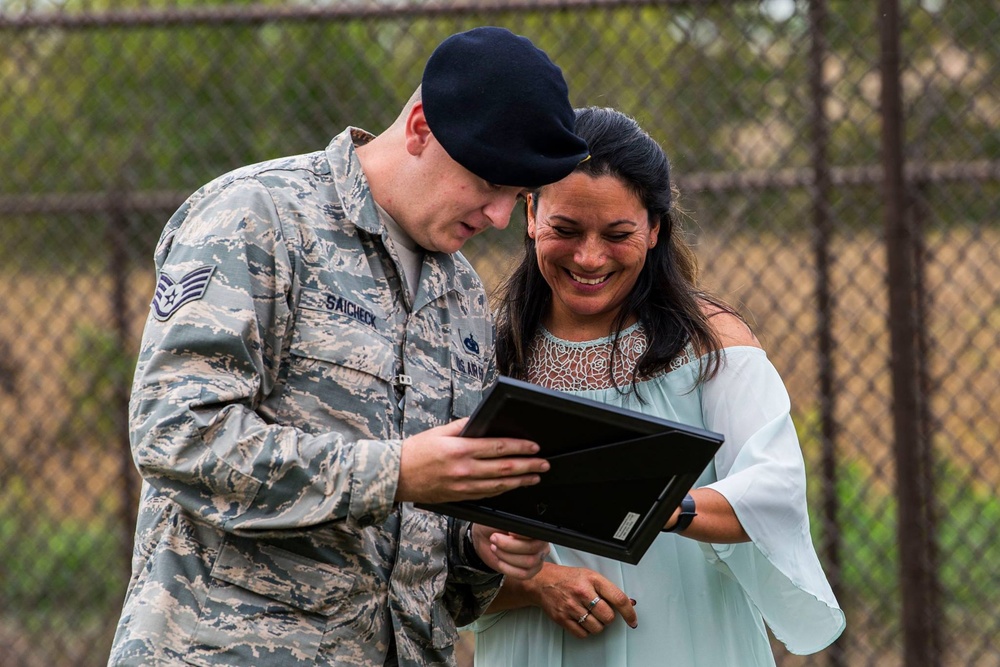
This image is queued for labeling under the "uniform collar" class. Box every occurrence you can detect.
[326,127,383,237]
[326,127,460,308]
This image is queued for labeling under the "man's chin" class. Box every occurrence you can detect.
[441,232,477,254]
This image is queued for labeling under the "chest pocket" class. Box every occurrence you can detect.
[286,298,395,439]
[450,351,486,419]
[449,322,489,420]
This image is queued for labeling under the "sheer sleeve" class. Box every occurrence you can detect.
[699,347,846,655]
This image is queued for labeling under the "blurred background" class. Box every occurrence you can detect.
[1,0,997,665]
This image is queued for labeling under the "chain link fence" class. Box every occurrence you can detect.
[1,1,997,665]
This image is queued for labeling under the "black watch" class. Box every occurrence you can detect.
[663,493,697,533]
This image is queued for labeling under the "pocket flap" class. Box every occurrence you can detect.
[212,541,356,616]
[291,297,393,381]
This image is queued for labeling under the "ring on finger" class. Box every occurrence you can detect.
[577,612,590,624]
[587,595,601,610]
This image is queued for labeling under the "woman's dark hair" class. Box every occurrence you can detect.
[493,106,739,393]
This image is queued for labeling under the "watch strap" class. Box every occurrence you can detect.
[663,493,697,533]
[464,522,492,570]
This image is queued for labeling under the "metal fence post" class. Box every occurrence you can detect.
[807,2,844,665]
[879,1,939,665]
[106,198,140,571]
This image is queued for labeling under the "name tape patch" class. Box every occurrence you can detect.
[455,355,485,382]
[324,294,378,328]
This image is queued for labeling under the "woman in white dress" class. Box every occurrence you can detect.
[472,107,845,666]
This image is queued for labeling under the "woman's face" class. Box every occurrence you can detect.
[528,172,659,341]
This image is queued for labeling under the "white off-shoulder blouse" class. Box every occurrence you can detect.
[471,324,845,667]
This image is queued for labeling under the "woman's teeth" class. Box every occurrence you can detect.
[570,272,608,285]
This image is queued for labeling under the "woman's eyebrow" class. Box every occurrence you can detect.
[547,215,639,227]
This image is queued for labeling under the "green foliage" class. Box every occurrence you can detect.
[3,19,393,197]
[795,406,1000,633]
[0,492,126,619]
[933,458,1000,621]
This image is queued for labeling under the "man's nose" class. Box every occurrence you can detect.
[482,192,522,230]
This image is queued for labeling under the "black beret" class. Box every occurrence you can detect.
[422,26,589,188]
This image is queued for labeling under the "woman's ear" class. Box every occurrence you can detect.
[525,194,536,238]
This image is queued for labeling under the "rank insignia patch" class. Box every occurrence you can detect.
[152,266,216,321]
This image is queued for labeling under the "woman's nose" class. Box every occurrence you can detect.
[574,237,605,269]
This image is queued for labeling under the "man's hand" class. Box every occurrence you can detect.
[471,524,549,579]
[396,418,549,504]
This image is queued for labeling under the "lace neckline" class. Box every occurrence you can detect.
[538,321,643,347]
[524,323,696,392]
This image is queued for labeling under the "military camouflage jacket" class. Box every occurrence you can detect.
[108,128,501,667]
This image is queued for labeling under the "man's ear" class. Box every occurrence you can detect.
[404,102,432,156]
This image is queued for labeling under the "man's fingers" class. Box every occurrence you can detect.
[468,437,540,459]
[463,474,544,498]
[467,454,550,479]
[447,455,548,497]
[397,428,548,504]
[440,417,469,435]
[457,437,549,489]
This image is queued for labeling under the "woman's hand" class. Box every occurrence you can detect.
[530,562,638,638]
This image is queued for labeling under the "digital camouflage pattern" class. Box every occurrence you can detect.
[108,128,501,667]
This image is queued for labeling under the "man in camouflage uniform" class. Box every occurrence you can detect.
[108,27,589,667]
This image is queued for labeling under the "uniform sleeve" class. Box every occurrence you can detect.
[440,518,504,626]
[699,348,846,655]
[129,178,400,535]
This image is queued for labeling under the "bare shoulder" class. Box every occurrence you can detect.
[700,302,762,350]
